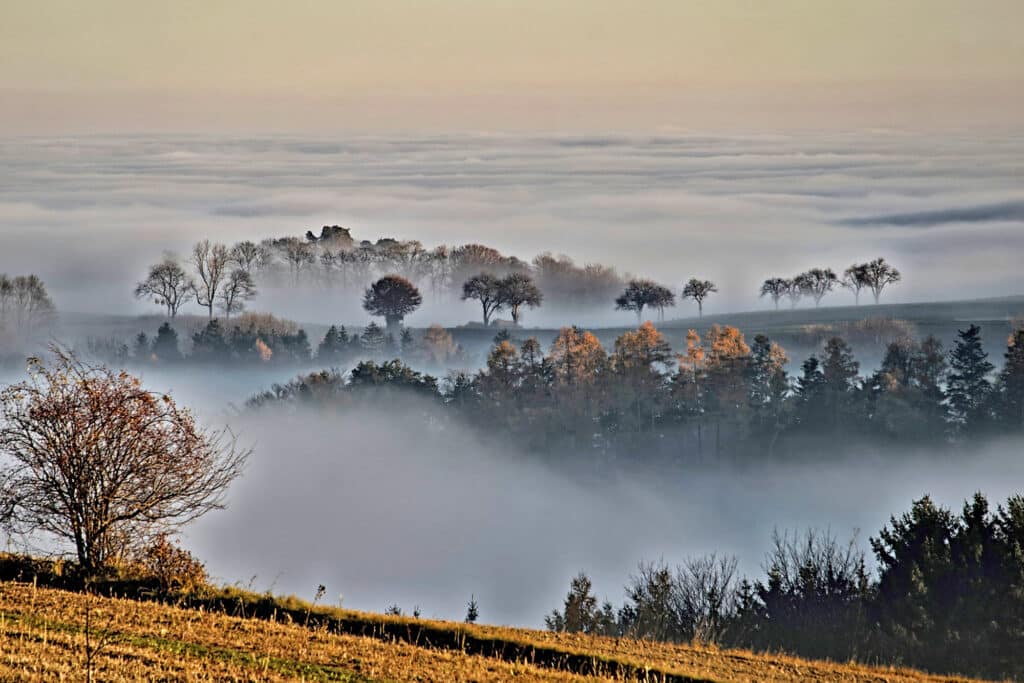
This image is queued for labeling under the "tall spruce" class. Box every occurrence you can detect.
[946,324,993,433]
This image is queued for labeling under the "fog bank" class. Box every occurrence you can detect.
[184,404,1024,626]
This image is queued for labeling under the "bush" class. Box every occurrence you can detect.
[138,534,208,595]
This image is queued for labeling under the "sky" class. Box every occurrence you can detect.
[2,1,1023,133]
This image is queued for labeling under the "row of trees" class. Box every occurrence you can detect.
[135,241,258,319]
[0,273,56,344]
[615,277,717,321]
[137,230,903,322]
[247,320,1024,457]
[545,492,1024,680]
[760,258,901,309]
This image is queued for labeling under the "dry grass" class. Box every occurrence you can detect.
[0,582,991,682]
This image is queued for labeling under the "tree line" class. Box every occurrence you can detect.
[544,492,1024,681]
[760,258,901,309]
[244,318,1024,458]
[134,228,903,323]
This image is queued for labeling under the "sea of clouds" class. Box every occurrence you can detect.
[1,130,1023,324]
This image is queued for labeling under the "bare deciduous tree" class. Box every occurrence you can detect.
[682,278,717,319]
[217,269,257,318]
[229,241,270,274]
[860,257,901,304]
[0,273,57,340]
[462,273,504,325]
[760,278,790,310]
[190,240,230,318]
[615,279,673,323]
[840,264,868,305]
[135,257,192,318]
[0,348,248,573]
[795,268,838,307]
[498,272,543,325]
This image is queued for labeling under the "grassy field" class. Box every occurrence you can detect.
[0,581,987,682]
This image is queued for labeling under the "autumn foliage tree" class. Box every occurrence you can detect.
[0,348,248,573]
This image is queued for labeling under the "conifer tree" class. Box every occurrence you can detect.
[151,322,182,362]
[946,325,993,433]
[996,329,1024,428]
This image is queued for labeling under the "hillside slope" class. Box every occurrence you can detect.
[0,582,984,683]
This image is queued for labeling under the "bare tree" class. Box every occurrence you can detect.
[615,279,672,323]
[462,273,504,325]
[760,278,789,310]
[363,275,423,334]
[277,237,315,284]
[1,274,57,339]
[0,348,248,573]
[498,272,543,325]
[229,241,270,274]
[190,240,230,318]
[682,278,717,319]
[217,269,257,318]
[785,279,803,308]
[860,257,901,304]
[840,264,868,305]
[135,257,192,318]
[795,268,838,307]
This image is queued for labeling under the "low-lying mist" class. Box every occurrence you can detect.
[182,396,1024,627]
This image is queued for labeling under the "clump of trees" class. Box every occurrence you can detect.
[615,279,675,322]
[544,492,1024,681]
[136,241,258,320]
[0,348,247,573]
[762,258,900,310]
[461,272,543,326]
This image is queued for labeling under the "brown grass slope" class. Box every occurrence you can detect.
[0,582,991,683]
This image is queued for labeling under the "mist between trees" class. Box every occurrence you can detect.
[545,491,1024,681]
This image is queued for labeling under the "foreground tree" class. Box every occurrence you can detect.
[134,258,192,318]
[190,240,231,319]
[363,275,423,334]
[795,268,838,307]
[462,273,504,325]
[760,278,790,311]
[498,272,543,325]
[682,278,717,319]
[616,279,672,323]
[0,349,248,572]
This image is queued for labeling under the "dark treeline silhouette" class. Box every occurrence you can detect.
[246,320,1024,458]
[544,492,1024,681]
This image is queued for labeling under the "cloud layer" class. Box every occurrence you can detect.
[1,131,1022,323]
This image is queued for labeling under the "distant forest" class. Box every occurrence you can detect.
[234,318,1024,459]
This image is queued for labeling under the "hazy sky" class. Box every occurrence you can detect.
[3,1,1022,133]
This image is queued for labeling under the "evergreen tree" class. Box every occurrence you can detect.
[465,595,479,624]
[946,325,993,434]
[151,322,182,362]
[191,319,231,362]
[133,331,150,360]
[360,322,386,358]
[400,328,415,356]
[995,329,1024,428]
[747,334,790,450]
[820,337,859,431]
